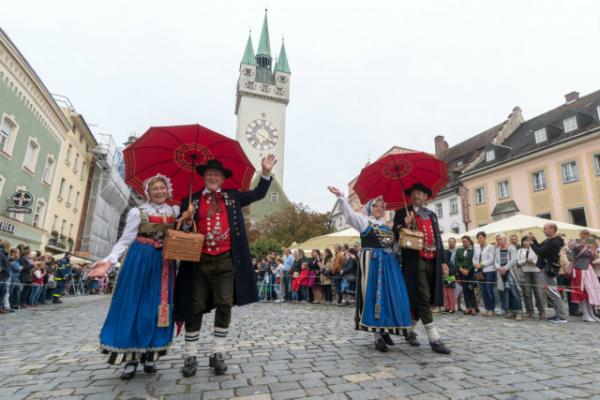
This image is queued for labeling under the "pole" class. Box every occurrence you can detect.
[188,154,196,212]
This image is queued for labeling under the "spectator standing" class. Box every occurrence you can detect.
[495,233,522,321]
[8,248,22,309]
[567,238,600,322]
[529,224,567,323]
[273,256,285,303]
[332,244,345,305]
[341,248,358,305]
[310,249,323,304]
[19,247,33,308]
[0,240,10,314]
[473,232,496,317]
[321,248,334,304]
[517,236,545,319]
[29,262,46,306]
[456,236,477,315]
[283,249,294,301]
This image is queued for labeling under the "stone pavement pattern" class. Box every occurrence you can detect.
[1,295,600,400]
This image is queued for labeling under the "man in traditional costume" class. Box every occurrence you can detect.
[175,155,276,376]
[393,183,451,354]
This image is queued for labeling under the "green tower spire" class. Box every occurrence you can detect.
[256,9,271,59]
[275,40,291,73]
[241,31,256,65]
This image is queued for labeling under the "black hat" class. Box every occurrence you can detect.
[404,183,432,196]
[196,159,232,179]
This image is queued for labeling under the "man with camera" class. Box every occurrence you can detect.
[529,223,567,323]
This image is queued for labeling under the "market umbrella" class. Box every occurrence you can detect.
[123,124,255,205]
[353,152,448,210]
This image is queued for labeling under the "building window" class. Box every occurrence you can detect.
[58,178,66,200]
[51,215,58,232]
[60,219,67,236]
[68,223,74,238]
[561,161,579,183]
[497,181,510,199]
[449,198,459,215]
[0,116,16,154]
[475,187,486,204]
[537,213,552,220]
[0,175,5,198]
[66,185,73,206]
[563,116,577,133]
[271,192,279,203]
[32,200,46,228]
[597,105,600,119]
[65,144,73,165]
[436,203,443,218]
[532,170,547,191]
[593,154,600,176]
[42,156,56,184]
[485,150,495,162]
[569,207,587,226]
[534,128,547,144]
[80,162,86,178]
[74,153,80,172]
[22,138,40,173]
[74,191,80,209]
[456,160,463,167]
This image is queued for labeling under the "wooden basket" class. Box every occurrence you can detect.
[398,227,424,251]
[163,220,204,262]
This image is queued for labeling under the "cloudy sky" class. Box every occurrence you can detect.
[3,0,600,211]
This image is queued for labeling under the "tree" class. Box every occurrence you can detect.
[257,203,331,247]
[250,238,283,259]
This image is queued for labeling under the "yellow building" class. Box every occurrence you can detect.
[461,90,600,229]
[43,102,97,254]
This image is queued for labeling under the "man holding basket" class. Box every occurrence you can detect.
[175,154,276,377]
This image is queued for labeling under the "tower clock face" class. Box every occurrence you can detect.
[245,119,279,150]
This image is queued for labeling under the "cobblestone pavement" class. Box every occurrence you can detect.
[1,295,600,400]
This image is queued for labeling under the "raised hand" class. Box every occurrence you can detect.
[327,186,344,197]
[261,154,278,176]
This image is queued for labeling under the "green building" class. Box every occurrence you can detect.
[0,28,69,249]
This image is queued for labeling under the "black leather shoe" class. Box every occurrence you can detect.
[382,333,395,346]
[143,361,157,374]
[406,331,420,347]
[209,353,228,375]
[374,338,389,352]
[120,361,138,380]
[430,340,451,354]
[181,356,197,377]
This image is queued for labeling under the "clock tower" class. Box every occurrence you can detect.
[235,10,290,186]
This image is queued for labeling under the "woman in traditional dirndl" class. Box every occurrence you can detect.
[328,186,412,352]
[89,174,178,380]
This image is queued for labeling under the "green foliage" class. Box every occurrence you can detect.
[257,203,331,247]
[250,238,283,259]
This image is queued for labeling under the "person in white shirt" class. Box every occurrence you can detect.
[472,231,496,317]
[517,236,545,319]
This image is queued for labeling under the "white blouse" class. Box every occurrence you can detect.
[338,195,386,233]
[104,202,180,264]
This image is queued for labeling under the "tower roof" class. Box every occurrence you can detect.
[256,9,271,58]
[275,40,291,73]
[241,32,256,65]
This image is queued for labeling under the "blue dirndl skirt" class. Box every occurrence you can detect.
[99,240,174,364]
[355,248,413,334]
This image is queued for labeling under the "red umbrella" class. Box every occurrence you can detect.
[353,152,448,210]
[123,124,255,205]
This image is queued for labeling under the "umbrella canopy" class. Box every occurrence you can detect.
[293,227,361,252]
[461,214,600,244]
[353,152,448,210]
[124,124,255,204]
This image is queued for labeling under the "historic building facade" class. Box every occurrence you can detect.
[43,102,97,254]
[235,10,291,223]
[461,90,600,229]
[0,28,68,249]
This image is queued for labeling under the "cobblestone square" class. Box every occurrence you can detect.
[1,296,600,400]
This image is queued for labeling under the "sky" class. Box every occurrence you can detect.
[2,0,600,212]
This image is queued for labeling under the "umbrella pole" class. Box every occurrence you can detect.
[188,155,196,212]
